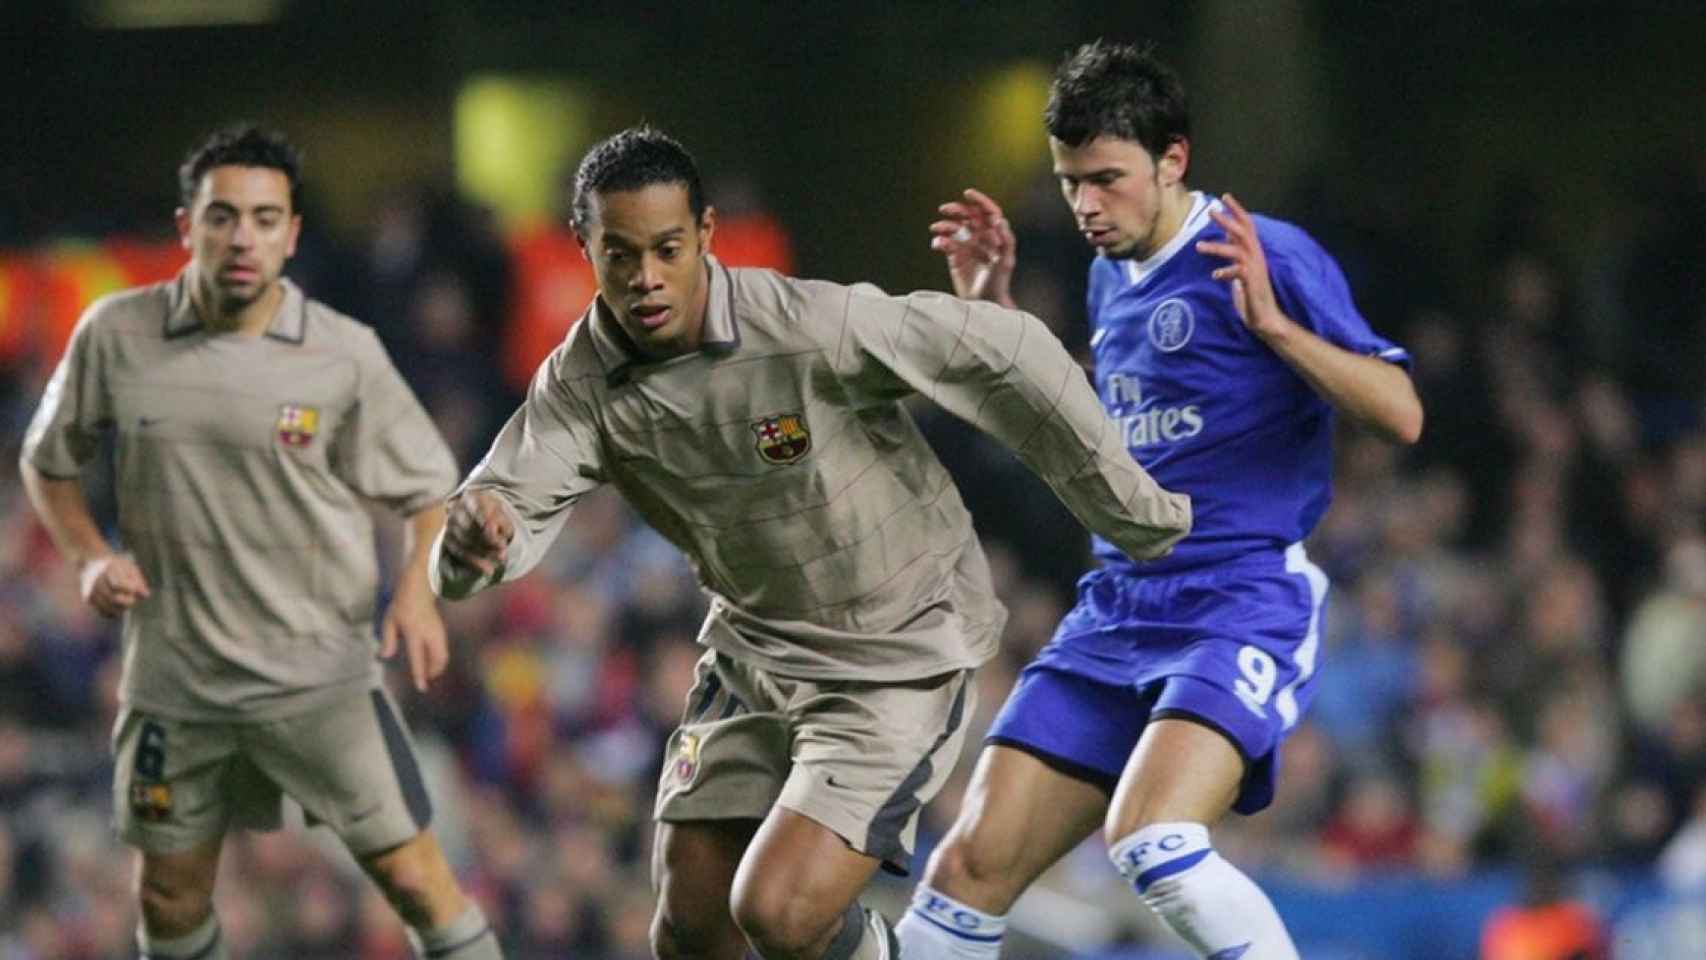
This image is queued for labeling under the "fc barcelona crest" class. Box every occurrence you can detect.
[751,413,811,465]
[276,404,320,447]
[674,732,702,787]
[129,782,174,822]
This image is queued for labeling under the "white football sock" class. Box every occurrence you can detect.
[137,912,228,960]
[407,902,502,959]
[894,883,1006,960]
[1109,822,1298,960]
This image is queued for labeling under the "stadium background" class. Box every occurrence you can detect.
[3,2,1706,956]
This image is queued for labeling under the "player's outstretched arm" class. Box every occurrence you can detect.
[928,188,1017,308]
[826,283,1191,561]
[431,344,607,602]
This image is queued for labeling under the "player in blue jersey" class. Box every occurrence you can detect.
[895,41,1423,960]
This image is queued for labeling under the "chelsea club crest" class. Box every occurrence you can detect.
[1148,298,1195,353]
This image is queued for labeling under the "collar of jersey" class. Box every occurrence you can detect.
[1118,191,1219,290]
[163,269,308,344]
[592,254,741,387]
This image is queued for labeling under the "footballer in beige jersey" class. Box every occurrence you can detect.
[434,126,1190,960]
[20,126,501,960]
[24,275,454,721]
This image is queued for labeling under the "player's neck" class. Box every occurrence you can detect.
[1144,185,1196,258]
[190,269,282,337]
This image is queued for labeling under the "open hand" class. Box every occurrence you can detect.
[381,579,449,692]
[1195,193,1285,337]
[928,188,1017,306]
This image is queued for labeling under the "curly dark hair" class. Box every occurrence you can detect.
[570,125,706,236]
[177,124,302,211]
[1044,39,1190,157]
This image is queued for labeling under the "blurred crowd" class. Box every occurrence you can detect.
[1,161,1705,959]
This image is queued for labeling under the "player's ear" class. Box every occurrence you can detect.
[698,205,716,254]
[174,207,192,249]
[1159,138,1190,188]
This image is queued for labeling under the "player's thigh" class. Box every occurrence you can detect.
[1107,716,1244,840]
[652,818,760,957]
[925,663,1140,905]
[111,709,245,856]
[927,744,1106,903]
[731,805,884,944]
[246,688,434,858]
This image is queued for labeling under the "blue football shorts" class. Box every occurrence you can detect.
[986,543,1328,814]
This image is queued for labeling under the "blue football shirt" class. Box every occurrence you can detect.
[1087,193,1410,574]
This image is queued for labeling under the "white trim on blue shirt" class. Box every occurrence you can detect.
[1118,191,1220,290]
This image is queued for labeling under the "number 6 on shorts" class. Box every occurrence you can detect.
[134,720,167,781]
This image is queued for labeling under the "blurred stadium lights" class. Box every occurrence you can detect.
[943,61,1053,202]
[454,76,593,227]
[80,0,286,29]
[975,61,1053,167]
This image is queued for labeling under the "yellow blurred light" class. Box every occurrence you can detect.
[454,76,591,227]
[942,61,1053,200]
[977,62,1052,162]
[82,0,284,29]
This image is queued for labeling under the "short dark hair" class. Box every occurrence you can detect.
[178,123,303,211]
[570,125,706,236]
[1045,40,1190,157]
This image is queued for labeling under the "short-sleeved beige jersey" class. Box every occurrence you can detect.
[22,274,459,721]
[435,256,1190,681]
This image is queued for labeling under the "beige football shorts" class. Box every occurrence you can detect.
[111,687,432,857]
[655,649,975,874]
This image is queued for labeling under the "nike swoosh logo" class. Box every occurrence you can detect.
[1208,945,1252,959]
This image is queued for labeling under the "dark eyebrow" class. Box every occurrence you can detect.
[603,226,688,248]
[203,200,288,217]
[1056,167,1124,181]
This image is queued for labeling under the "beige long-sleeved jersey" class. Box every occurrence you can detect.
[434,256,1189,681]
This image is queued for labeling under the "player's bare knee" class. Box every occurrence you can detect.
[931,821,1024,897]
[136,871,213,937]
[730,884,836,956]
[651,901,732,960]
[650,909,694,960]
[1105,776,1235,844]
[1105,803,1158,847]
